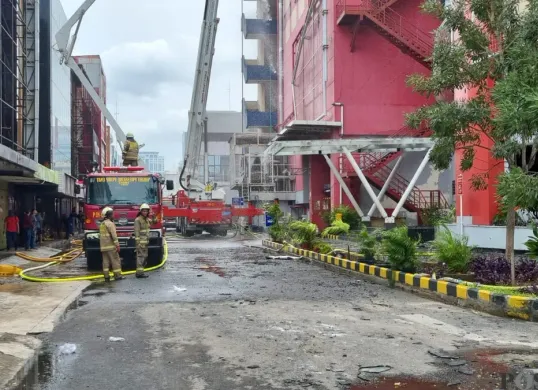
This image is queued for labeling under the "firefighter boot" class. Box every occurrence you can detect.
[136,273,149,279]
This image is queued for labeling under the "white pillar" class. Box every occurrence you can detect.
[323,154,364,217]
[342,147,388,219]
[367,155,403,217]
[389,148,432,222]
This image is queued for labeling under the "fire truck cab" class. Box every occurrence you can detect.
[82,166,174,271]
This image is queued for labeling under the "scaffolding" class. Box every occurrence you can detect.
[230,131,295,202]
[71,69,99,177]
[1,0,37,159]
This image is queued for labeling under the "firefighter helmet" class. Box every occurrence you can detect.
[140,203,150,211]
[101,207,113,218]
[126,132,134,139]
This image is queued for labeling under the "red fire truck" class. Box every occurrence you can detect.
[163,190,264,237]
[82,166,174,271]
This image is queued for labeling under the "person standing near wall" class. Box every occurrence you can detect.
[4,211,19,251]
[23,210,35,250]
[33,210,42,246]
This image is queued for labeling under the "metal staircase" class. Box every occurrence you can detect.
[351,153,448,214]
[341,123,447,216]
[336,0,434,68]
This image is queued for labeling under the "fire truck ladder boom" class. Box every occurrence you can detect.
[55,0,126,143]
[184,0,220,182]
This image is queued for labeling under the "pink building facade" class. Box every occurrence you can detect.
[278,0,451,226]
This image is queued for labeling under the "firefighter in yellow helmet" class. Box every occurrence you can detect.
[134,203,157,278]
[99,207,125,281]
[122,133,140,166]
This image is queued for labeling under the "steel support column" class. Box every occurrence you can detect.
[323,154,364,217]
[367,155,403,217]
[389,148,432,223]
[23,0,39,161]
[342,147,387,220]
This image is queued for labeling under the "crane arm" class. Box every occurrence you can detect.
[56,0,125,144]
[184,0,220,182]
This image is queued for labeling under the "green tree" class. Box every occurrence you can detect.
[406,0,538,284]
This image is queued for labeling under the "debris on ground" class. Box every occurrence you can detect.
[58,343,77,355]
[358,365,392,374]
[265,256,301,260]
[173,286,187,292]
[108,337,125,342]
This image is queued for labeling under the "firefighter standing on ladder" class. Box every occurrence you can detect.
[122,133,145,166]
[99,207,125,281]
[134,204,157,278]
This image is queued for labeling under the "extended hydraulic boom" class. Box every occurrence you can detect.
[182,0,219,194]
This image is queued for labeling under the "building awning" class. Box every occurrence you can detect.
[0,144,59,186]
[273,120,342,142]
[264,137,435,156]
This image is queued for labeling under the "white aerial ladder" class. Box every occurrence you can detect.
[180,0,222,199]
[55,0,143,165]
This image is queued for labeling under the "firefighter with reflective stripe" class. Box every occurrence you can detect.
[134,203,157,278]
[122,133,144,166]
[99,207,125,281]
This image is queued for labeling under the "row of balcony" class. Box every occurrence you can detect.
[241,8,277,129]
[243,99,277,129]
[242,13,277,40]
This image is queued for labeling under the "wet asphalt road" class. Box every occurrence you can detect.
[22,235,538,390]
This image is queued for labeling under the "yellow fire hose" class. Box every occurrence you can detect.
[17,240,168,283]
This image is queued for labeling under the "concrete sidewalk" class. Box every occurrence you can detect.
[0,245,90,389]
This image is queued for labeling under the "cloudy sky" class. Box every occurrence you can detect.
[60,0,258,171]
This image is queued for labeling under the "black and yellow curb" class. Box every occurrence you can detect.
[263,239,538,322]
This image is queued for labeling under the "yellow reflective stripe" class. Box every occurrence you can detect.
[101,244,115,250]
[112,269,122,273]
[113,240,119,245]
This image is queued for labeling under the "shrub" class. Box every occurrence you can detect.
[321,205,361,230]
[469,255,538,285]
[524,225,538,258]
[288,221,318,250]
[321,220,350,238]
[382,226,419,273]
[432,227,473,273]
[356,226,382,260]
[421,206,456,227]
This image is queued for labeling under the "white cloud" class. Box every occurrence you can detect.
[101,39,189,97]
[60,0,259,171]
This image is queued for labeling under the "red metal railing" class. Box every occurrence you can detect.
[336,0,433,60]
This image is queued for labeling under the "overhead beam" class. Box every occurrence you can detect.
[264,137,434,156]
[323,154,364,217]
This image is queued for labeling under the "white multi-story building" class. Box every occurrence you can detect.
[139,151,165,174]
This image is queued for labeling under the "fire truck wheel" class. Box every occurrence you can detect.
[218,230,227,237]
[185,231,195,237]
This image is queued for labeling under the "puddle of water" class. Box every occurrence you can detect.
[15,348,54,390]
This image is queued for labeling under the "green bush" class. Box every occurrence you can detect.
[288,221,318,250]
[321,220,350,238]
[432,226,473,273]
[421,206,456,226]
[356,226,382,260]
[525,224,538,259]
[382,226,419,273]
[321,205,361,230]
